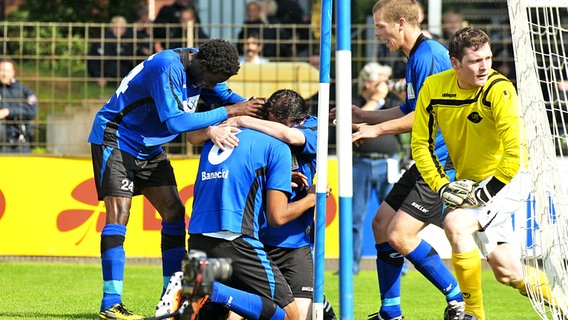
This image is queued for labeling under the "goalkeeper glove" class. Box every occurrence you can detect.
[438,179,477,208]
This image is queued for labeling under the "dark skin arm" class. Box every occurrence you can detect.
[224,97,266,118]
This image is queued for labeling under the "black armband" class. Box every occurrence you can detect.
[485,176,506,197]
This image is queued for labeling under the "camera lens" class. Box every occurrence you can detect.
[204,258,233,282]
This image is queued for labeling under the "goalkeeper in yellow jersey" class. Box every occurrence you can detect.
[411,26,559,320]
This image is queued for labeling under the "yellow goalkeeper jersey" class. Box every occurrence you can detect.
[411,69,521,192]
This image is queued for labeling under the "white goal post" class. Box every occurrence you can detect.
[507,0,568,319]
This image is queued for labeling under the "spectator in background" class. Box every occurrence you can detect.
[0,58,38,153]
[174,6,209,48]
[274,0,311,57]
[239,30,269,64]
[441,9,468,42]
[87,16,134,88]
[157,6,209,52]
[351,62,403,275]
[131,4,152,62]
[154,0,200,51]
[155,0,197,23]
[261,0,280,24]
[237,1,278,58]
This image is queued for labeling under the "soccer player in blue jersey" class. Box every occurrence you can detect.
[186,111,329,320]
[192,89,336,319]
[88,38,264,320]
[225,89,319,319]
[347,1,465,319]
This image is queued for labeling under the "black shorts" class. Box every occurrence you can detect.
[188,234,295,309]
[384,164,445,228]
[265,245,313,299]
[91,144,177,200]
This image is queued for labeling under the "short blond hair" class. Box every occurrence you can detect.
[372,0,420,26]
[110,15,127,26]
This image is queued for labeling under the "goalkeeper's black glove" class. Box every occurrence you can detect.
[438,179,477,208]
[469,177,506,207]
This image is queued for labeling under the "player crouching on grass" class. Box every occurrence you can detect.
[410,26,564,320]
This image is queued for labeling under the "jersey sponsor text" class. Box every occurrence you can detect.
[201,169,230,180]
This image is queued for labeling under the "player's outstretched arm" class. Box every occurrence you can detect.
[330,104,405,124]
[226,115,306,146]
[352,111,414,145]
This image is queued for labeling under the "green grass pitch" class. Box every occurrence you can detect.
[0,261,537,319]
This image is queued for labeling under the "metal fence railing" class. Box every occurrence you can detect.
[0,21,515,157]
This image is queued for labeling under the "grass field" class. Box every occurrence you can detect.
[0,261,539,319]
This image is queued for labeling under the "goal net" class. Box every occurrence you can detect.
[507,0,568,318]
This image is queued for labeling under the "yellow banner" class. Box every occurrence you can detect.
[0,157,340,257]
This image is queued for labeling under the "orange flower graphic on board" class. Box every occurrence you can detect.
[57,178,106,245]
[0,189,5,220]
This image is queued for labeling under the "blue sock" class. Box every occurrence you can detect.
[405,240,463,302]
[161,220,187,293]
[100,224,127,311]
[375,242,404,319]
[209,282,285,320]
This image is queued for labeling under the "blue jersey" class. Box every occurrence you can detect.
[399,34,452,164]
[259,115,318,248]
[188,128,292,240]
[88,48,245,160]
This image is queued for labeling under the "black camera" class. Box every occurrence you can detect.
[179,250,232,320]
[181,250,232,298]
[387,79,406,93]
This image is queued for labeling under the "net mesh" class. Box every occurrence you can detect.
[508,0,568,318]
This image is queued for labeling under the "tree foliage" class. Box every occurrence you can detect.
[9,0,146,23]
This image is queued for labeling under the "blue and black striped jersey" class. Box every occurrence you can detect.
[88,48,245,160]
[189,128,292,240]
[260,115,318,248]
